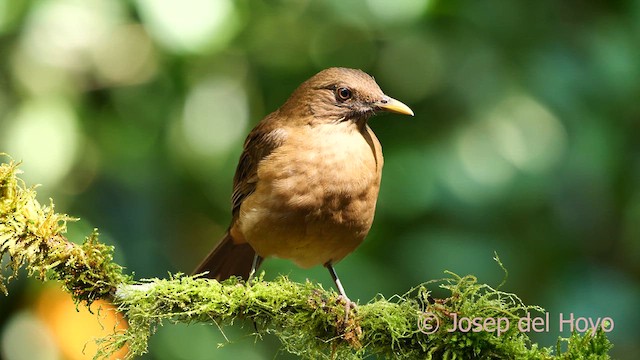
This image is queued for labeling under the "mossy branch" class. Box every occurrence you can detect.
[0,156,612,359]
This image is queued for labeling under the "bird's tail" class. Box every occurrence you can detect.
[193,231,260,281]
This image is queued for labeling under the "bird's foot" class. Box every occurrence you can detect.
[335,295,362,347]
[336,294,357,324]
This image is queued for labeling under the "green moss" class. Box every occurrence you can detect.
[108,273,611,360]
[0,156,613,359]
[0,156,129,303]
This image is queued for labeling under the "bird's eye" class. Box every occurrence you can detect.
[336,87,352,101]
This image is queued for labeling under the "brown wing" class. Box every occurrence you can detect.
[230,112,287,220]
[193,112,286,280]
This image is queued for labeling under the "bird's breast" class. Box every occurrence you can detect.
[238,122,383,267]
[262,123,382,217]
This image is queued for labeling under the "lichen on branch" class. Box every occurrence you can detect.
[0,156,613,359]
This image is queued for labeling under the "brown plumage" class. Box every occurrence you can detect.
[194,67,413,299]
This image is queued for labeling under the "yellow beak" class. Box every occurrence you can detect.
[377,96,414,116]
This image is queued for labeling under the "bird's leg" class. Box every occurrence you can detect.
[246,254,263,333]
[326,262,348,299]
[248,254,263,285]
[325,262,355,322]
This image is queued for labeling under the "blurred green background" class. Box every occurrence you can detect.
[1,0,639,359]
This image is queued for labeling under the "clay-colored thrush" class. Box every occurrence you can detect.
[194,67,413,301]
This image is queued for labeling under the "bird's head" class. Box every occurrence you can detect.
[280,67,413,126]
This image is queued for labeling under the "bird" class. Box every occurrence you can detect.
[194,67,413,304]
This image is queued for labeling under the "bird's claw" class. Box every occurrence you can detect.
[336,294,357,324]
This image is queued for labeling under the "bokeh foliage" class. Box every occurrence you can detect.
[0,0,638,359]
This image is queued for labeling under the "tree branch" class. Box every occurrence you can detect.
[0,156,612,359]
